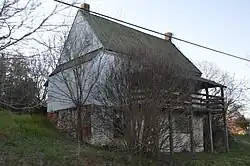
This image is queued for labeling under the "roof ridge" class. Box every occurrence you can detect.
[80,10,201,75]
[80,11,171,44]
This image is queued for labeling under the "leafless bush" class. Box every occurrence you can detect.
[93,46,200,158]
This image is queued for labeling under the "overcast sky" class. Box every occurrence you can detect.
[48,0,250,115]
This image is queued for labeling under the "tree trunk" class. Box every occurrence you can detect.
[77,106,83,142]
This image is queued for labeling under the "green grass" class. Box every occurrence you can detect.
[163,134,250,166]
[1,110,250,166]
[0,111,153,166]
[0,111,78,165]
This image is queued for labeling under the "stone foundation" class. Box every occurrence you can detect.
[57,109,77,138]
[47,107,204,153]
[47,106,110,144]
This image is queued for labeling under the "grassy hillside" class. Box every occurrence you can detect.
[1,110,250,166]
[0,111,153,166]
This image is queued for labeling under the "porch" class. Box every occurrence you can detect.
[189,76,229,154]
[132,76,229,154]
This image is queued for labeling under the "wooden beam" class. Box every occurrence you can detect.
[168,111,174,155]
[193,92,223,99]
[205,86,214,153]
[221,87,229,152]
[208,111,214,153]
[189,107,195,154]
[223,112,229,152]
[205,87,209,105]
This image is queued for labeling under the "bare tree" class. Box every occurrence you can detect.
[0,0,80,52]
[0,0,81,110]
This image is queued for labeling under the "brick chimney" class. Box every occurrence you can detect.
[81,3,90,11]
[164,32,172,42]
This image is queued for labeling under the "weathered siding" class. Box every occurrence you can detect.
[47,70,75,112]
[60,11,103,63]
[47,51,114,112]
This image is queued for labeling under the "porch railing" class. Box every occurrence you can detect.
[191,93,224,111]
[131,90,224,112]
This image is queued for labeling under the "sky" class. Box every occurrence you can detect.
[48,0,250,115]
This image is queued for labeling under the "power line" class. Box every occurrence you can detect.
[54,0,250,63]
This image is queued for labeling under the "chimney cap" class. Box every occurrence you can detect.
[164,32,173,41]
[81,3,90,11]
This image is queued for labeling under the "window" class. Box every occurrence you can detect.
[174,115,190,134]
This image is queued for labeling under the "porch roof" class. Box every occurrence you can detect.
[192,76,226,89]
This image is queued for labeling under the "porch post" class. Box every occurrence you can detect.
[168,110,174,155]
[206,87,214,153]
[208,111,214,153]
[189,107,195,154]
[221,87,229,152]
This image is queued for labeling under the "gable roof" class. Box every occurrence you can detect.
[81,11,202,75]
